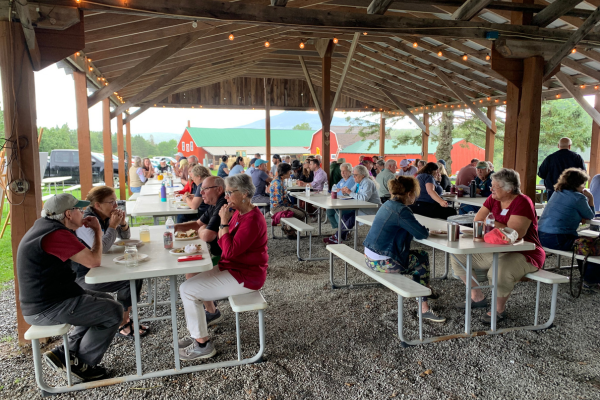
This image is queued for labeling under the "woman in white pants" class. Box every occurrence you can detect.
[178,174,269,360]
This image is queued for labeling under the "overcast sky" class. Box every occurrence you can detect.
[2,64,595,136]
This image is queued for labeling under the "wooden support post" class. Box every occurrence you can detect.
[590,95,600,178]
[116,114,126,200]
[422,113,430,161]
[0,21,43,343]
[321,40,334,181]
[126,122,132,196]
[379,112,385,157]
[503,83,521,170]
[485,106,496,162]
[264,78,272,171]
[102,98,113,187]
[514,56,544,201]
[74,71,93,198]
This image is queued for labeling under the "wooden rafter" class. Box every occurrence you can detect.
[380,88,428,132]
[14,0,41,70]
[330,33,360,118]
[271,0,289,5]
[433,68,495,132]
[556,71,600,126]
[451,0,492,21]
[298,56,324,121]
[367,0,395,15]
[531,0,584,27]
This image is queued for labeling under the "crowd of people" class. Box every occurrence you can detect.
[16,137,600,384]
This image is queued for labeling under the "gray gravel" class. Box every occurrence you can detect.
[0,222,599,400]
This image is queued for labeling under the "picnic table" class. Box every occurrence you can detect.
[86,226,214,379]
[42,176,72,194]
[130,194,197,224]
[289,192,379,249]
[145,177,181,186]
[457,195,545,210]
[139,183,182,196]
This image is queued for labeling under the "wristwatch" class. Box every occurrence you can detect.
[219,224,229,229]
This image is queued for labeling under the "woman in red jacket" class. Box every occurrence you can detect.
[177,173,268,360]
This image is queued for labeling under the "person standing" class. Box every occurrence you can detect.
[172,152,186,176]
[538,137,586,200]
[397,159,417,177]
[271,154,282,177]
[455,159,479,186]
[376,159,397,204]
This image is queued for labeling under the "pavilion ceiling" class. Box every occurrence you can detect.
[12,0,600,120]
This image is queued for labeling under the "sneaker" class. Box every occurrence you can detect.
[43,347,66,372]
[323,237,341,245]
[179,340,217,360]
[454,298,488,309]
[422,310,446,323]
[70,357,108,382]
[481,311,507,324]
[206,309,224,326]
[177,336,195,348]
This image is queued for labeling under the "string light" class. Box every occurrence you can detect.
[495,99,499,103]
[333,37,338,44]
[479,99,483,103]
[556,94,561,98]
[503,101,507,104]
[413,42,418,48]
[462,54,468,61]
[571,48,577,54]
[264,40,270,48]
[87,58,91,62]
[299,41,305,49]
[228,33,234,41]
[595,85,599,90]
[580,84,586,89]
[76,52,80,56]
[437,51,443,57]
[486,97,491,101]
[363,32,368,35]
[88,67,93,71]
[485,54,491,61]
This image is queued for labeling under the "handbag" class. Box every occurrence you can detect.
[483,227,518,245]
[570,236,600,297]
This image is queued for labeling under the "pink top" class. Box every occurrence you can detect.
[483,194,545,269]
[217,206,268,290]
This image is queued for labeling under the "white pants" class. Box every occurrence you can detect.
[179,268,253,339]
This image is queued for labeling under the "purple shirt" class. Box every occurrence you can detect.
[310,168,327,191]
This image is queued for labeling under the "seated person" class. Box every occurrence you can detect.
[539,168,599,288]
[459,161,493,215]
[327,162,355,230]
[142,158,155,179]
[451,169,545,323]
[18,194,123,382]
[290,159,304,181]
[251,159,272,208]
[376,159,396,204]
[75,186,147,338]
[437,162,451,192]
[229,156,245,176]
[410,162,457,220]
[270,163,307,230]
[297,158,327,191]
[217,155,230,178]
[245,158,257,176]
[156,159,169,174]
[178,174,268,360]
[324,165,381,244]
[363,177,445,322]
[299,159,314,183]
[179,165,211,223]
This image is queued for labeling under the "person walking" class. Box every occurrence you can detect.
[538,137,586,200]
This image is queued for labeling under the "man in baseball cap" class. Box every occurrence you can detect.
[16,193,123,382]
[172,152,187,176]
[397,159,418,177]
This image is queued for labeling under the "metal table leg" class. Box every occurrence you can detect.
[491,253,499,332]
[337,209,342,244]
[354,210,358,249]
[169,276,181,370]
[464,254,472,334]
[129,279,143,376]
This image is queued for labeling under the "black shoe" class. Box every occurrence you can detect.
[43,347,66,372]
[481,311,507,324]
[454,298,488,309]
[206,308,224,326]
[70,358,109,382]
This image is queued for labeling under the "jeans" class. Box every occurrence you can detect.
[23,290,123,366]
[326,209,353,229]
[539,232,600,283]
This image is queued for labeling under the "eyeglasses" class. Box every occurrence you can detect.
[352,173,360,176]
[200,186,218,193]
[70,207,84,212]
[224,190,240,197]
[101,200,117,205]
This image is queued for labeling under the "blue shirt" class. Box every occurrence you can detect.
[416,174,442,203]
[590,174,600,212]
[245,166,255,176]
[348,178,381,215]
[251,169,269,197]
[217,162,228,178]
[538,190,595,235]
[332,176,355,193]
[229,165,244,176]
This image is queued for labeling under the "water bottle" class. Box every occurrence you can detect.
[165,217,175,231]
[305,184,310,197]
[469,180,477,198]
[485,212,495,234]
[160,182,167,202]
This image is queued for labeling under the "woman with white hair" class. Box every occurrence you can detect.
[128,157,146,193]
[326,162,355,230]
[178,174,268,360]
[451,168,545,324]
[323,164,381,244]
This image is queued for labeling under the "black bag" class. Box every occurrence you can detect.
[281,224,297,239]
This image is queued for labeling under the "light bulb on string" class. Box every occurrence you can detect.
[299,41,305,49]
[228,33,234,41]
[462,54,468,61]
[485,54,491,61]
[333,37,338,44]
[413,42,418,48]
[437,51,443,57]
[264,40,270,48]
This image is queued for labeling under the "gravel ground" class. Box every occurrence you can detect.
[0,221,599,400]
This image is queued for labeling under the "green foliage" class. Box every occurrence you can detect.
[38,123,177,158]
[293,122,312,130]
[345,113,394,151]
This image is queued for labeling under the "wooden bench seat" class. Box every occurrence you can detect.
[63,185,81,192]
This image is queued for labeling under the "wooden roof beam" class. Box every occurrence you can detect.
[330,32,360,119]
[367,0,395,15]
[556,71,600,126]
[271,0,289,5]
[531,0,584,27]
[433,68,495,132]
[88,28,209,107]
[298,56,324,122]
[380,88,428,132]
[14,0,41,70]
[451,0,492,21]
[544,6,600,79]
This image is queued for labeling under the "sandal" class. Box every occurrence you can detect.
[116,321,149,339]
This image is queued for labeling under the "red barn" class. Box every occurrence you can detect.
[307,129,341,160]
[338,138,485,174]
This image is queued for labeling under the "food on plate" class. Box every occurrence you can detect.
[175,229,198,239]
[172,244,201,254]
[430,230,447,235]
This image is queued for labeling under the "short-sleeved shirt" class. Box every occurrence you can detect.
[456,165,477,186]
[194,182,203,198]
[483,195,545,269]
[199,194,228,257]
[416,174,443,203]
[217,162,229,178]
[252,169,270,197]
[42,230,87,261]
[271,164,278,177]
[397,166,417,177]
[229,165,244,176]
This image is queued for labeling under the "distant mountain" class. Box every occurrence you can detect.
[236,111,348,129]
[133,132,181,144]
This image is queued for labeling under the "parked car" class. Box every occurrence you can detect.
[45,150,127,185]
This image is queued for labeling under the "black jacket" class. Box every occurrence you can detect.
[538,149,586,195]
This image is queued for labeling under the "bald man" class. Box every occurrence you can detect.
[538,137,586,200]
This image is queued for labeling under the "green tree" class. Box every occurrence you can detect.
[293,122,312,130]
[39,124,76,152]
[156,139,177,156]
[437,111,454,174]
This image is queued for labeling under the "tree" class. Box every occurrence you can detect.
[293,122,312,130]
[437,111,454,174]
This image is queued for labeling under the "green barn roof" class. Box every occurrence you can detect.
[186,128,314,147]
[340,138,467,154]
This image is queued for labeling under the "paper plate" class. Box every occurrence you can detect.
[429,230,448,237]
[176,204,191,209]
[174,235,198,241]
[113,253,149,264]
[113,239,144,247]
[169,247,201,256]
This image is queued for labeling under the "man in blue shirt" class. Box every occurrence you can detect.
[251,160,272,209]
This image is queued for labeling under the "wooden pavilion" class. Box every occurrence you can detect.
[3,0,600,341]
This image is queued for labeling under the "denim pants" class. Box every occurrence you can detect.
[326,209,353,229]
[539,232,600,283]
[23,290,123,366]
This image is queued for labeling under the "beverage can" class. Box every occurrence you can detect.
[163,231,173,249]
[331,191,337,199]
